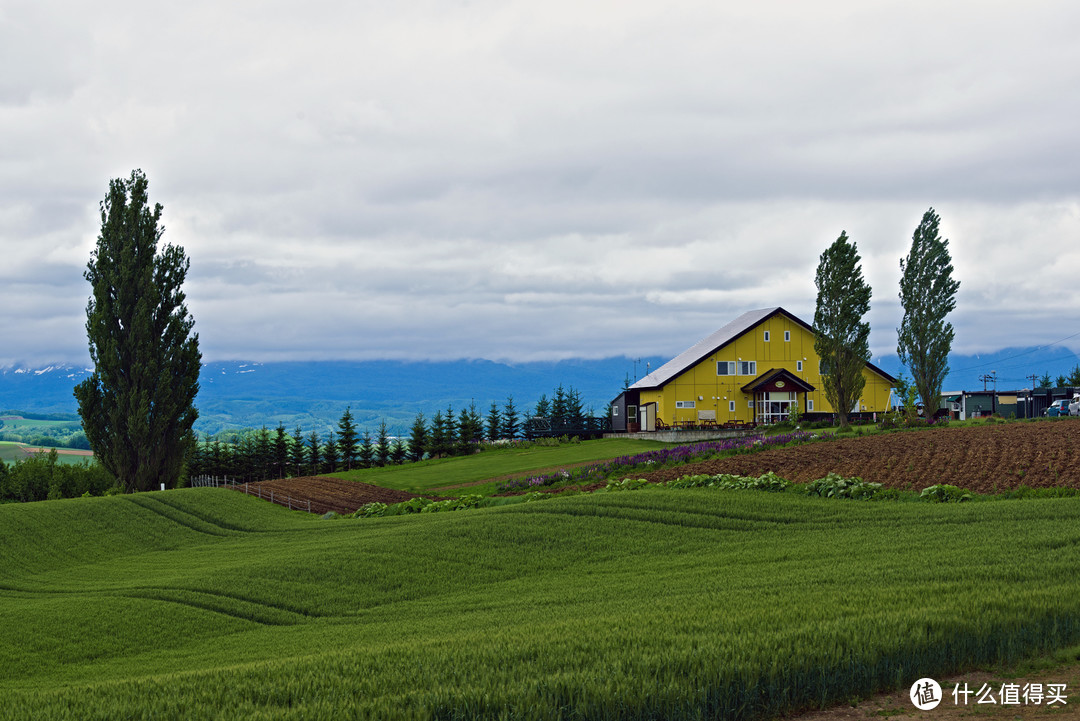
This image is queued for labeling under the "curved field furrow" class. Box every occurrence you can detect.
[637,420,1080,493]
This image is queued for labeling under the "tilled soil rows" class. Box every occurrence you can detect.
[635,420,1080,494]
[229,476,420,515]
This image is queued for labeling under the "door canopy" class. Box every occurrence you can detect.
[741,368,816,394]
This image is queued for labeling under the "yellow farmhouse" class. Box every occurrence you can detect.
[610,307,896,431]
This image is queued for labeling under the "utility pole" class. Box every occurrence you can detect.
[978,371,998,416]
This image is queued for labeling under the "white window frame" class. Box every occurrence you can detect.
[796,360,803,372]
[748,400,755,409]
[729,401,736,412]
[612,405,619,416]
[717,361,736,376]
[739,361,756,376]
[784,330,791,342]
[764,330,770,342]
[675,400,696,409]
[628,405,638,421]
[808,400,814,411]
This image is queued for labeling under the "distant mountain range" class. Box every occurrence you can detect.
[0,358,665,436]
[2,346,1078,436]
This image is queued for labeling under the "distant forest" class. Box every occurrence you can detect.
[0,412,90,450]
[188,385,609,482]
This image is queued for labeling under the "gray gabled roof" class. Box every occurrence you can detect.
[627,306,896,391]
[629,308,784,390]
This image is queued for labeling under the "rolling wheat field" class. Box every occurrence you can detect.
[3,483,1080,720]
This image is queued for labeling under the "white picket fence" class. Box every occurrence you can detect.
[188,475,313,513]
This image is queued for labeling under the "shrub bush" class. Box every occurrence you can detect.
[353,502,388,518]
[0,451,115,502]
[665,472,790,492]
[805,473,882,500]
[603,478,651,492]
[919,484,973,503]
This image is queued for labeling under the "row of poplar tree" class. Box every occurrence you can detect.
[187,385,592,483]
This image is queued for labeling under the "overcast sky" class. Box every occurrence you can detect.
[3,0,1079,369]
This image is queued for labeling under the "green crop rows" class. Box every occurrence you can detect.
[3,487,1080,720]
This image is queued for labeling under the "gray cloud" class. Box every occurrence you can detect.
[3,1,1080,370]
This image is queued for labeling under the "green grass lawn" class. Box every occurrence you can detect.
[332,437,681,494]
[0,417,81,432]
[3,487,1080,720]
[0,442,27,463]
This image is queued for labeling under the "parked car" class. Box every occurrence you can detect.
[1070,395,1080,416]
[1045,399,1071,417]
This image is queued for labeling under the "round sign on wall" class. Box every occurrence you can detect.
[775,380,785,388]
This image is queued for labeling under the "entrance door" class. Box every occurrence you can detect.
[758,391,796,423]
[640,403,655,432]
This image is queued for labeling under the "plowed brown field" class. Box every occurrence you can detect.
[637,420,1080,493]
[228,476,421,515]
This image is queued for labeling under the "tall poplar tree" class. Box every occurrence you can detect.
[813,230,872,430]
[74,170,201,492]
[898,208,960,422]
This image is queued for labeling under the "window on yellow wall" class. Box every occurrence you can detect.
[729,401,735,412]
[808,400,814,411]
[717,361,736,376]
[764,330,770,342]
[797,360,803,372]
[784,330,790,341]
[675,401,696,409]
[739,361,756,375]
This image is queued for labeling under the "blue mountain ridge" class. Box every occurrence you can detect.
[2,346,1078,435]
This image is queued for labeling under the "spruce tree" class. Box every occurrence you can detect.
[390,438,407,465]
[272,423,289,478]
[290,425,305,477]
[813,230,872,430]
[358,430,375,469]
[407,412,428,462]
[455,402,481,454]
[307,430,321,476]
[254,427,272,480]
[898,208,960,422]
[337,407,359,470]
[323,431,338,474]
[486,402,502,442]
[551,385,568,423]
[428,411,448,458]
[442,405,458,455]
[375,421,391,467]
[1066,365,1080,387]
[74,170,200,492]
[502,396,520,440]
[566,387,585,425]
